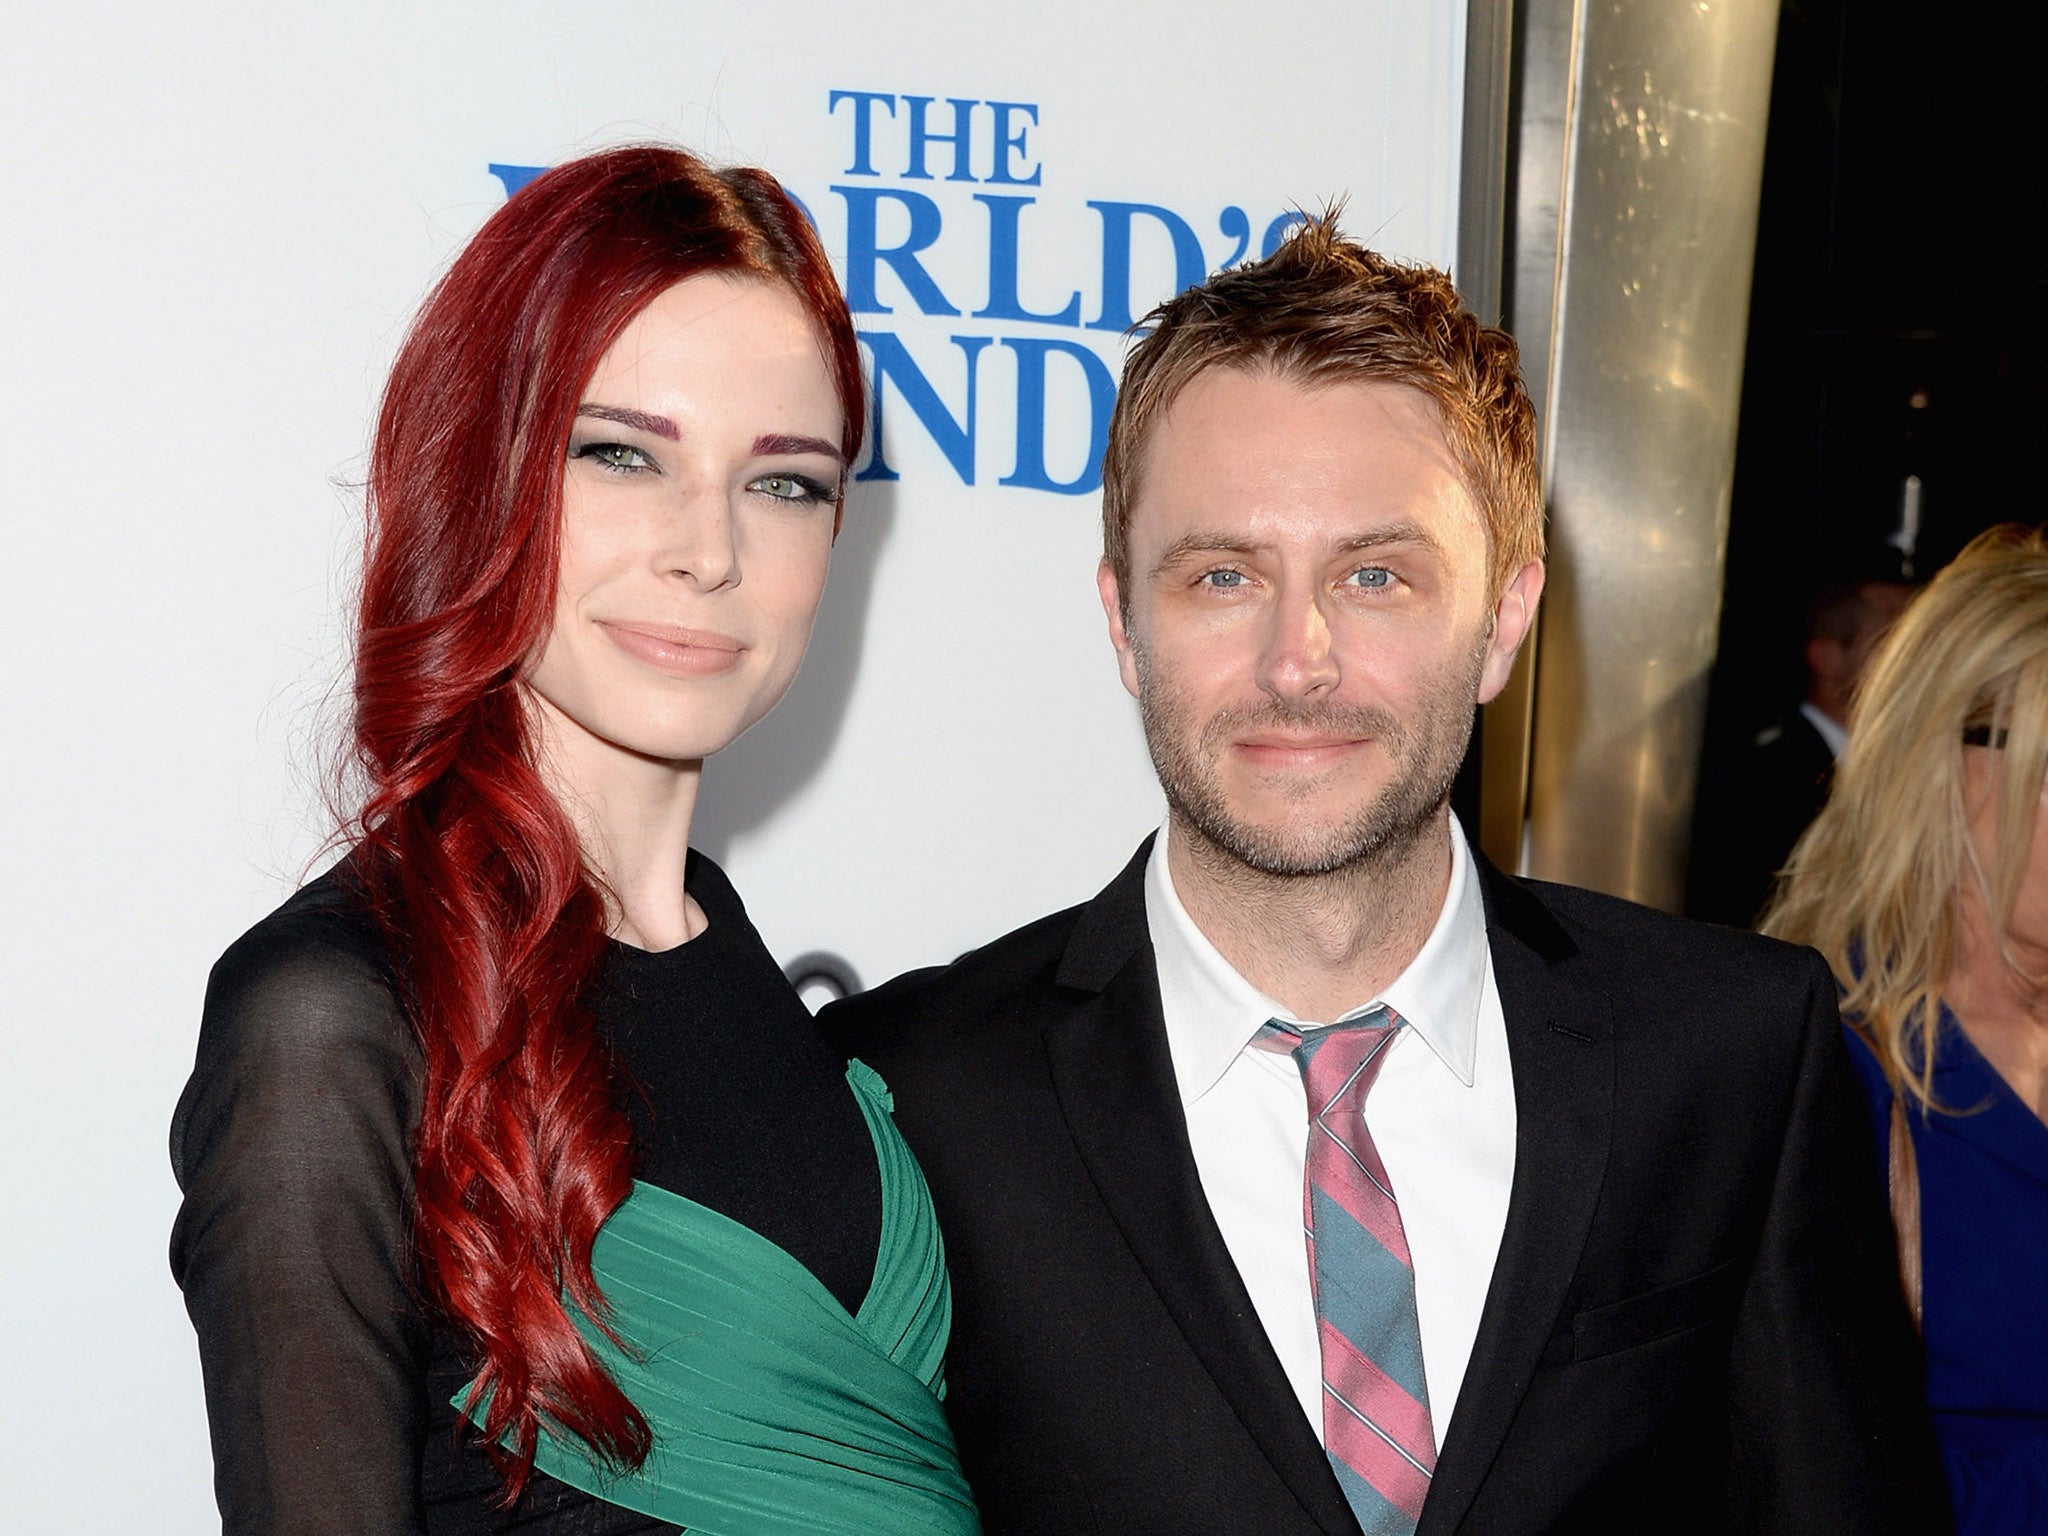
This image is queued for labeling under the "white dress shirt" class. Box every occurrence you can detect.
[1145,816,1516,1442]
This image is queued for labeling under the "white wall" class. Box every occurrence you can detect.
[0,4,1462,1527]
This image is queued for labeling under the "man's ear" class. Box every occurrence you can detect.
[1097,559,1142,700]
[1478,559,1545,705]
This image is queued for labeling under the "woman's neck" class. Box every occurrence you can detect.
[527,690,706,952]
[1945,892,2048,1123]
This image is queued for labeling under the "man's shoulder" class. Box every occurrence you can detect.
[1495,873,1843,1108]
[824,838,1155,1059]
[1501,869,1829,995]
[822,897,1096,1059]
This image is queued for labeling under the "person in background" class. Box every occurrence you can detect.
[1687,573,1913,926]
[1764,524,2048,1536]
[169,146,975,1536]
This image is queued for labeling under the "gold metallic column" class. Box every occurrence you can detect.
[1477,0,1780,906]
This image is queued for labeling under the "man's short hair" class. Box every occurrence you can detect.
[1100,212,1544,606]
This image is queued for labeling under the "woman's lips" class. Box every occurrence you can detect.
[597,621,745,676]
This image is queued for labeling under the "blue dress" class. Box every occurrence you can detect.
[1844,1013,2048,1534]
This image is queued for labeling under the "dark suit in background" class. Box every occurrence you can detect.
[826,841,1948,1535]
[1686,707,1837,927]
[1687,578,1913,927]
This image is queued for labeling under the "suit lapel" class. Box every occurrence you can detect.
[1420,861,1616,1536]
[1045,844,1362,1536]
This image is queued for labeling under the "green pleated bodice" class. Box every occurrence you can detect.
[461,1059,979,1535]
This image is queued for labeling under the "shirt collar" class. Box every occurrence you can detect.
[1146,817,1490,1105]
[1799,700,1849,760]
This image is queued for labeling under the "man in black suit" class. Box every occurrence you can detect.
[826,218,1944,1534]
[1686,577,1914,926]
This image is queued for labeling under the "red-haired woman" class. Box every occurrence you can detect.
[169,146,977,1535]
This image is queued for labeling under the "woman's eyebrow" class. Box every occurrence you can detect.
[754,433,846,466]
[575,403,679,440]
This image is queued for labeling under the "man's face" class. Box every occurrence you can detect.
[1843,581,1914,685]
[1100,368,1542,876]
[1807,581,1913,723]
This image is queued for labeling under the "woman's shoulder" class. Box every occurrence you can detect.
[677,846,783,975]
[683,846,749,926]
[1837,1014,1899,1109]
[188,863,417,1115]
[209,862,400,1014]
[172,863,425,1274]
[1837,1014,1883,1069]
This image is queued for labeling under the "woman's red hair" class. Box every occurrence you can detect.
[346,144,862,1496]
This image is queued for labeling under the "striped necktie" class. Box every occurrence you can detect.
[1260,1011,1435,1534]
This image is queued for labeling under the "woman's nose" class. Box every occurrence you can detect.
[658,488,742,591]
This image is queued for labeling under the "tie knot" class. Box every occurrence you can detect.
[1259,1007,1402,1114]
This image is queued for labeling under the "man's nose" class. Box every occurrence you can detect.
[1257,583,1339,699]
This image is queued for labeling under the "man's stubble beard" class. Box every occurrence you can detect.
[1133,630,1488,880]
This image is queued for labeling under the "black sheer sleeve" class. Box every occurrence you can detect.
[170,885,432,1535]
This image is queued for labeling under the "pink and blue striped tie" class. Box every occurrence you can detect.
[1261,1011,1435,1534]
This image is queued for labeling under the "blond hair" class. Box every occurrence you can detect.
[1762,525,2048,1109]
[1099,212,1543,608]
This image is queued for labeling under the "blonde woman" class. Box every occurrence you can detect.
[1764,523,2048,1535]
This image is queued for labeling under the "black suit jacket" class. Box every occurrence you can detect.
[824,841,1948,1535]
[1686,709,1838,926]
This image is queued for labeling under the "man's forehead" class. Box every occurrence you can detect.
[1149,362,1447,438]
[1130,367,1477,537]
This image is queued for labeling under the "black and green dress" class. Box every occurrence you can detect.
[171,851,978,1535]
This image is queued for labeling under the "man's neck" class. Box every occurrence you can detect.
[1165,810,1454,1023]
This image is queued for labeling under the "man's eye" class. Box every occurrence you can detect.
[569,440,653,473]
[1347,566,1393,589]
[1200,570,1247,589]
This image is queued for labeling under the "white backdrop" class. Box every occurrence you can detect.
[0,4,1462,1527]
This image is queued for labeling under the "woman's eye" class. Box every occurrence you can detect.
[569,440,653,473]
[1346,566,1393,590]
[750,473,836,504]
[1200,569,1247,590]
